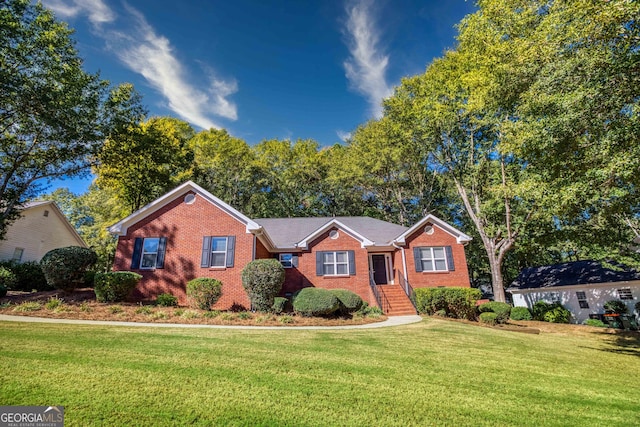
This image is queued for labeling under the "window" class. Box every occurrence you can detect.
[280,253,293,268]
[618,288,633,300]
[576,291,589,309]
[131,237,167,270]
[200,236,235,268]
[316,250,355,276]
[418,247,447,271]
[43,210,49,217]
[12,248,23,262]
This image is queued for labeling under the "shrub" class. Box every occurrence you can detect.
[241,259,285,311]
[40,246,97,292]
[13,301,42,312]
[45,297,64,310]
[510,306,532,321]
[543,306,571,323]
[604,299,628,314]
[0,261,50,291]
[478,301,511,324]
[414,287,482,320]
[0,266,17,290]
[186,278,222,310]
[479,312,498,325]
[237,312,252,320]
[109,305,123,314]
[203,310,221,319]
[532,301,554,320]
[583,318,607,328]
[0,284,6,298]
[156,293,178,307]
[330,289,363,314]
[135,306,154,315]
[292,288,340,317]
[272,297,288,314]
[279,315,295,324]
[356,302,384,317]
[94,272,142,303]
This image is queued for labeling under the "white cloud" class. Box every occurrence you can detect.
[336,130,352,142]
[43,0,238,130]
[43,0,115,25]
[343,0,393,119]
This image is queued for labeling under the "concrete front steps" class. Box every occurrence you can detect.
[377,285,417,316]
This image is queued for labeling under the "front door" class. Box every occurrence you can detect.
[371,254,388,285]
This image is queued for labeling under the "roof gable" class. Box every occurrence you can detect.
[108,181,260,236]
[22,201,87,247]
[394,214,472,245]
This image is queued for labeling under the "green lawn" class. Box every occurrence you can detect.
[1,319,638,426]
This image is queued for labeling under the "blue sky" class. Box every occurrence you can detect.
[41,0,476,194]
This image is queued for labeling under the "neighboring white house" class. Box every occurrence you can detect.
[508,260,640,324]
[0,201,86,263]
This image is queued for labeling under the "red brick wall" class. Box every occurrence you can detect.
[401,223,471,289]
[288,227,377,306]
[113,191,253,309]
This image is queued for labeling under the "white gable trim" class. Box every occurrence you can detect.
[108,181,260,236]
[508,279,640,294]
[394,214,472,245]
[296,219,374,249]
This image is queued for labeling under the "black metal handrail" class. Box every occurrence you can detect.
[398,270,417,309]
[369,271,390,313]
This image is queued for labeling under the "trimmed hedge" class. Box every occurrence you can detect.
[241,259,285,311]
[40,246,97,292]
[272,297,288,314]
[156,293,178,307]
[0,266,17,291]
[532,301,571,323]
[94,272,142,302]
[330,289,363,314]
[478,301,511,324]
[187,278,223,310]
[479,312,498,325]
[0,261,50,291]
[292,288,340,317]
[414,287,482,320]
[510,306,532,321]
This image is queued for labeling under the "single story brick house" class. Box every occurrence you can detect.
[508,260,640,323]
[109,181,473,315]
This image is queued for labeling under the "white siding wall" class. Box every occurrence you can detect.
[511,282,640,323]
[0,204,84,262]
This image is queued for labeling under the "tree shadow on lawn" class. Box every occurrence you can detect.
[588,331,640,358]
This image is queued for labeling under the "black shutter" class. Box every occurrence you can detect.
[445,246,455,271]
[316,251,324,276]
[292,255,299,268]
[201,236,211,267]
[413,247,423,272]
[156,237,167,269]
[131,238,143,269]
[348,250,356,275]
[226,236,235,268]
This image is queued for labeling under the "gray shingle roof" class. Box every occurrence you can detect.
[508,260,640,290]
[254,217,408,249]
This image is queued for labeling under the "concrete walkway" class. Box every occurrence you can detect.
[0,314,423,330]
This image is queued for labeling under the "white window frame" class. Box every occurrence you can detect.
[210,237,228,268]
[323,251,349,276]
[576,291,589,309]
[419,247,448,272]
[279,253,293,268]
[140,237,160,269]
[617,287,633,300]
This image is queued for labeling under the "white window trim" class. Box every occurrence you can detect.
[323,251,349,276]
[210,237,228,268]
[12,247,24,262]
[279,253,293,268]
[576,291,589,309]
[419,247,448,272]
[140,237,160,270]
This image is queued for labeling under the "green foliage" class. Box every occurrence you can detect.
[0,284,6,298]
[135,306,153,316]
[155,293,178,307]
[237,312,252,320]
[478,301,511,324]
[532,301,554,321]
[40,246,98,292]
[272,297,288,314]
[94,271,142,303]
[479,312,498,325]
[414,287,482,320]
[510,306,532,321]
[329,289,363,314]
[583,319,607,328]
[543,306,571,324]
[279,315,295,324]
[292,288,340,317]
[186,278,222,311]
[241,259,285,312]
[356,302,384,318]
[604,300,628,315]
[0,266,17,290]
[109,305,123,314]
[0,261,49,292]
[12,301,41,312]
[45,297,63,310]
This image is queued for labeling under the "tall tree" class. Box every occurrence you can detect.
[0,0,130,238]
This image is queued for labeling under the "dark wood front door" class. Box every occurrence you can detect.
[371,254,388,285]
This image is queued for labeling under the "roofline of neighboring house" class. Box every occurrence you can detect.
[295,218,375,249]
[107,181,261,236]
[393,214,472,246]
[25,201,87,248]
[507,279,640,293]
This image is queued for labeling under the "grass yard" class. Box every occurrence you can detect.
[1,318,639,426]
